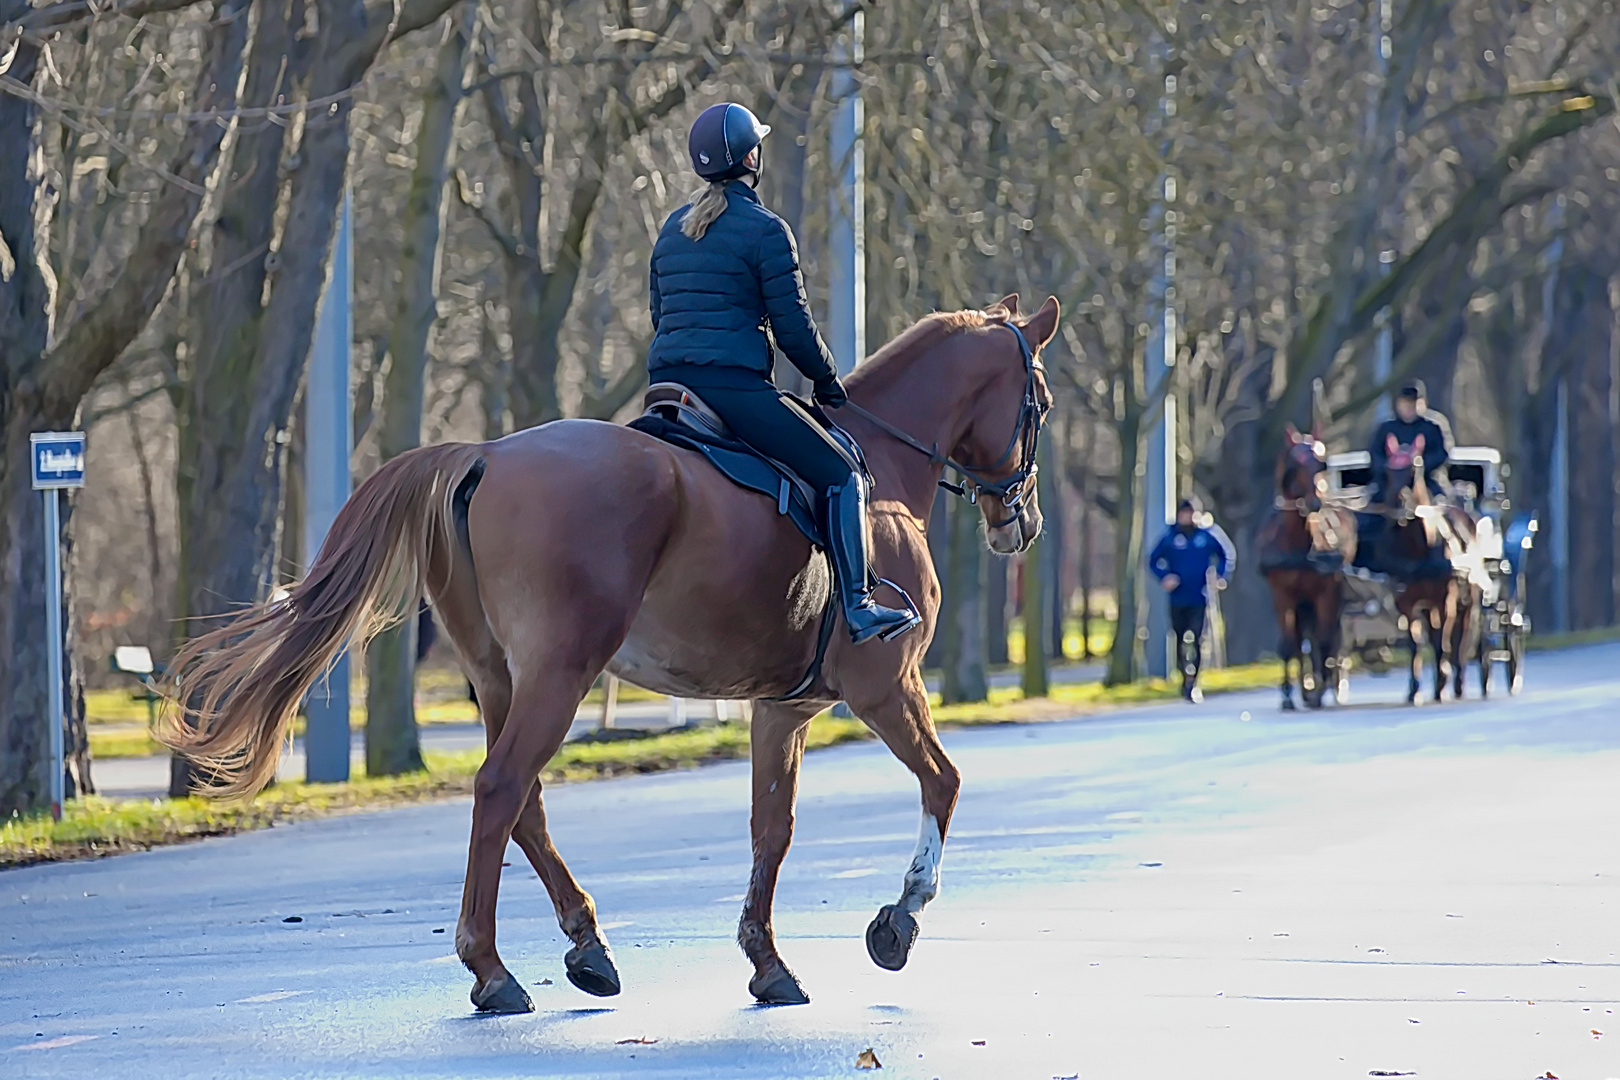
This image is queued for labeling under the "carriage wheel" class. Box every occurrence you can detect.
[1507,629,1525,695]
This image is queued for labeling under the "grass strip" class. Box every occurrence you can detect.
[15,661,1278,868]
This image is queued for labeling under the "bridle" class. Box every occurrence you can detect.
[838,322,1048,530]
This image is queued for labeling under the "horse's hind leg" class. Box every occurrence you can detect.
[844,669,962,972]
[440,582,619,1000]
[510,784,619,997]
[455,659,607,1012]
[738,699,827,1005]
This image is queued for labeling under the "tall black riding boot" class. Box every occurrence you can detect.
[825,476,922,644]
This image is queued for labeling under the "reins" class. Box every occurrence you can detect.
[836,322,1047,529]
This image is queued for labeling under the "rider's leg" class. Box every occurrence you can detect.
[697,382,921,644]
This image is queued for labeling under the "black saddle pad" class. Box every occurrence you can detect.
[627,413,826,549]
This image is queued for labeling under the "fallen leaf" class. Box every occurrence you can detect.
[615,1037,658,1045]
[855,1048,882,1069]
[972,1040,987,1046]
[1592,1029,1602,1037]
[539,978,553,985]
[1538,1072,1558,1079]
[1368,1072,1414,1077]
[282,916,302,923]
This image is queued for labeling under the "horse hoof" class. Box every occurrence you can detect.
[749,964,810,1005]
[565,942,622,997]
[471,973,534,1014]
[865,904,920,971]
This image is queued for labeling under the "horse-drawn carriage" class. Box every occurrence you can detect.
[1322,445,1532,698]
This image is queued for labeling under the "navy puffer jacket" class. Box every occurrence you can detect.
[647,181,837,386]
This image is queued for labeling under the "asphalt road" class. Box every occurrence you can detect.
[5,646,1619,1079]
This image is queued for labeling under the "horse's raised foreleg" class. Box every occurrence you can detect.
[738,699,825,1005]
[845,669,962,972]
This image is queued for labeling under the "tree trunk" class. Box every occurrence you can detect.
[1021,539,1049,698]
[171,0,460,794]
[2,0,250,813]
[940,499,988,704]
[985,555,1010,665]
[1045,425,1066,659]
[923,489,950,670]
[1022,441,1053,696]
[1558,266,1615,630]
[1105,403,1144,686]
[364,5,471,777]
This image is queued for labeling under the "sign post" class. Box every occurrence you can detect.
[30,431,86,821]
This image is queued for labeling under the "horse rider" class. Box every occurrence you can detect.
[646,102,922,644]
[1149,497,1234,703]
[1368,378,1451,506]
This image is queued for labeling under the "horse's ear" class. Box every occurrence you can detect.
[996,293,1020,315]
[1025,296,1060,349]
[1386,433,1399,455]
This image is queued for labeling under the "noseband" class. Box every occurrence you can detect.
[840,323,1047,530]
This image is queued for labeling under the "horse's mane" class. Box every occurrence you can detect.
[853,307,1012,380]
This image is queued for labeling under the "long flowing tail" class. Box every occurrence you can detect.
[157,442,486,798]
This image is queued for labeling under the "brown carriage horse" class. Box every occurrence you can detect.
[1377,434,1478,703]
[1257,425,1356,710]
[159,296,1060,1014]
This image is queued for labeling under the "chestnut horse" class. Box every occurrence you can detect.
[1257,426,1357,709]
[1377,434,1477,703]
[159,297,1059,1014]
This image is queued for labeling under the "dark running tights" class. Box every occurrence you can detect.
[1171,605,1207,683]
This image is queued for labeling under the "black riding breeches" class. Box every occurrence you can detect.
[672,379,853,494]
[1171,604,1207,682]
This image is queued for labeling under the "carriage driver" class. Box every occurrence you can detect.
[646,103,922,645]
[1367,378,1452,507]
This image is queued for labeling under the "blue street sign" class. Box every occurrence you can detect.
[30,431,86,490]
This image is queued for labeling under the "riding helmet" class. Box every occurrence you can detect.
[1177,496,1203,515]
[689,102,770,182]
[1396,378,1426,401]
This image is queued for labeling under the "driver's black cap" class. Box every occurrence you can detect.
[1396,378,1426,401]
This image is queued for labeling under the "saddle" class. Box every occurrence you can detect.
[626,383,871,702]
[628,383,867,551]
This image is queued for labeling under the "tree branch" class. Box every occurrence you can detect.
[453,168,524,261]
[8,0,206,35]
[39,0,251,416]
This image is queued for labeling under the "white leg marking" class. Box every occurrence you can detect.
[898,812,943,914]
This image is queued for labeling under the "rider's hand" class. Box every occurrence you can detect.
[814,377,848,409]
[1161,574,1180,592]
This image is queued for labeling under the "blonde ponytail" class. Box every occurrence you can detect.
[681,182,729,240]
